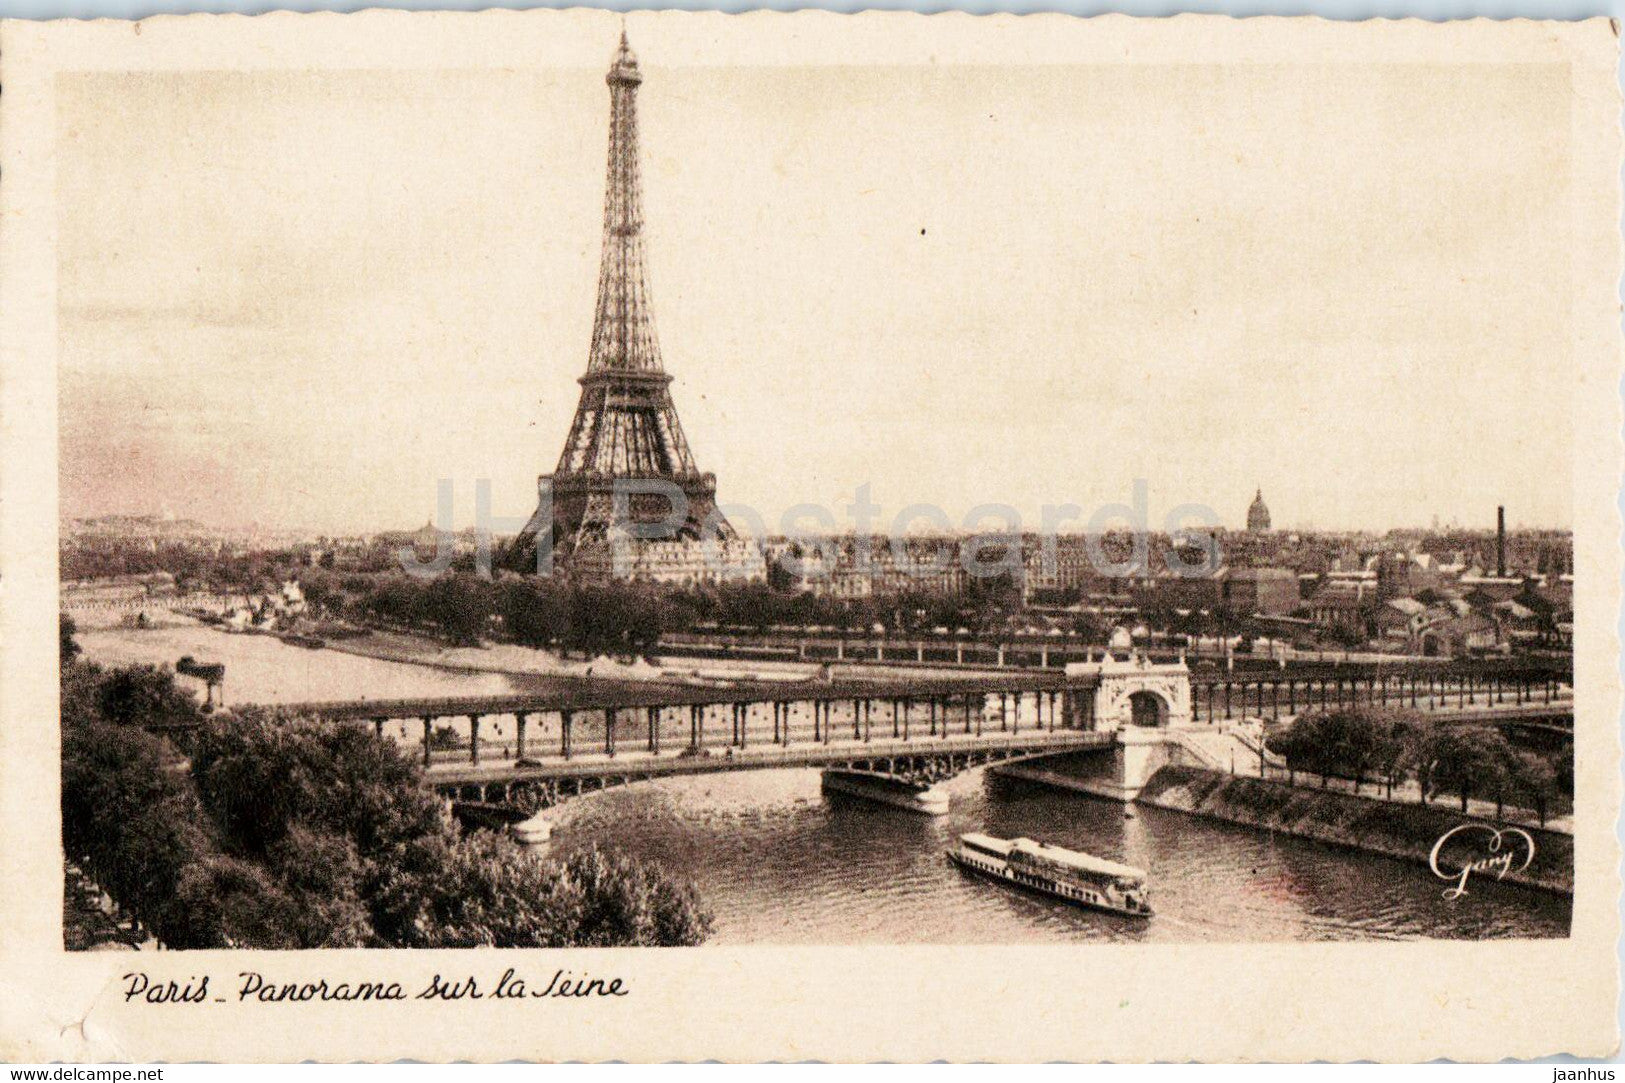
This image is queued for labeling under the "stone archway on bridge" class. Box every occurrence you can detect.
[1071,653,1194,732]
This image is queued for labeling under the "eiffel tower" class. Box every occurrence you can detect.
[510,32,735,573]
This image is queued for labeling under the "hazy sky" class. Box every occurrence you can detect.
[56,48,1574,535]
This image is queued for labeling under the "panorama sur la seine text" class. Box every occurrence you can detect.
[120,968,628,1004]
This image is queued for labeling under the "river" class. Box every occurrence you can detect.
[80,623,1572,944]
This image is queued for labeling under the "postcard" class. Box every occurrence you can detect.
[0,8,1618,1062]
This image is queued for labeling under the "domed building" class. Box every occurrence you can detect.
[1246,489,1272,532]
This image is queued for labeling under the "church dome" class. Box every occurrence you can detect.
[1247,489,1271,532]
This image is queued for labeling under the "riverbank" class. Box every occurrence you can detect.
[310,624,836,686]
[1136,765,1573,896]
[313,626,665,681]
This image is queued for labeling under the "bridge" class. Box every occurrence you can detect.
[434,729,1115,812]
[215,654,1571,820]
[660,627,1574,676]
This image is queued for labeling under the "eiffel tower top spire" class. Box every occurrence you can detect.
[586,29,665,378]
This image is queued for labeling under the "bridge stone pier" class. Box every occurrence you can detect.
[1001,653,1214,801]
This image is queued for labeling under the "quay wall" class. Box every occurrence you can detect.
[1135,765,1573,896]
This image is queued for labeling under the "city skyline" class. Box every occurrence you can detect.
[57,42,1576,535]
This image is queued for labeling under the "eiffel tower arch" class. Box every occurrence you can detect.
[507,33,736,575]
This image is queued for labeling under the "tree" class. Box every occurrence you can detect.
[93,664,203,729]
[61,701,223,947]
[185,707,711,948]
[1266,708,1419,794]
[59,614,81,665]
[1373,711,1425,799]
[298,570,341,617]
[423,574,493,646]
[1512,750,1558,827]
[498,578,570,649]
[1419,725,1520,813]
[62,659,716,950]
[552,844,713,947]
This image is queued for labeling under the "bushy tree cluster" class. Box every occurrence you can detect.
[61,539,309,595]
[1265,708,1569,823]
[300,561,1032,658]
[60,639,712,948]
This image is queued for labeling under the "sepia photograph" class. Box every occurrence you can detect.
[1,7,1619,1063]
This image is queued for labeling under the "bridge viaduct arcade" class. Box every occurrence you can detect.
[246,657,1570,815]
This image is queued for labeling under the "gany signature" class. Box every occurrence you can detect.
[1428,824,1536,900]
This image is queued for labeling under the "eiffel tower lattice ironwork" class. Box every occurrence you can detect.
[511,32,735,570]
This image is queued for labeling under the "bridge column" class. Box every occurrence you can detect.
[468,714,481,765]
[902,698,911,740]
[561,710,573,760]
[373,718,385,740]
[647,706,660,754]
[1050,691,1059,731]
[965,694,974,735]
[929,698,938,736]
[892,699,900,739]
[1225,681,1232,720]
[740,703,749,750]
[863,699,872,743]
[605,708,616,757]
[515,712,528,760]
[771,701,780,744]
[690,704,701,750]
[422,716,433,767]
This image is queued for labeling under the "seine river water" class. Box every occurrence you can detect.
[81,623,1571,944]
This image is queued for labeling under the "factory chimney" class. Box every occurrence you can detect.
[1496,506,1506,578]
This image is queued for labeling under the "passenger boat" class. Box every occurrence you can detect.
[947,832,1152,917]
